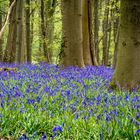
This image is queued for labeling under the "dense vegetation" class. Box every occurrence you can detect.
[0,64,140,139]
[0,0,140,139]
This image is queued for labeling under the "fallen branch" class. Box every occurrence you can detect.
[0,0,16,39]
[0,67,17,73]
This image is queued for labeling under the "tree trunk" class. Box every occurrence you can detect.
[113,0,120,69]
[61,0,84,67]
[111,0,140,89]
[113,18,119,69]
[41,0,50,63]
[16,0,24,63]
[46,0,57,63]
[21,5,26,63]
[0,11,3,61]
[107,7,113,65]
[102,0,109,66]
[94,0,100,64]
[0,0,16,39]
[82,0,93,65]
[108,21,111,65]
[26,0,31,63]
[3,0,17,63]
[88,0,98,65]
[30,5,34,50]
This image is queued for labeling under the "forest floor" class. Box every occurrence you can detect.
[0,63,140,140]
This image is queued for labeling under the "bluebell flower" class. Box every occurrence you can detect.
[124,94,129,101]
[36,96,41,103]
[74,113,79,120]
[27,99,35,105]
[20,106,24,114]
[100,132,103,140]
[40,134,47,140]
[134,129,140,136]
[136,113,140,119]
[130,118,134,124]
[105,113,111,123]
[52,125,62,133]
[82,99,87,106]
[1,100,4,108]
[18,134,30,140]
[135,121,140,126]
[66,90,70,96]
[32,131,36,138]
[52,125,62,138]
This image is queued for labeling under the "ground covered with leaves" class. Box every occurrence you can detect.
[0,63,140,140]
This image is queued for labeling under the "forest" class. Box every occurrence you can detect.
[0,0,140,139]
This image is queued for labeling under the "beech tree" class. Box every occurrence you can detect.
[61,0,84,67]
[111,0,140,89]
[16,0,24,63]
[61,0,97,67]
[82,0,93,65]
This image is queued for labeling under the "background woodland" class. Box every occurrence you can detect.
[0,0,120,68]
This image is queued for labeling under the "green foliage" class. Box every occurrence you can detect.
[0,64,139,139]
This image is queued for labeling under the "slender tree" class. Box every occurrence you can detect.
[94,0,100,64]
[16,0,24,63]
[0,10,3,61]
[82,0,97,66]
[88,0,98,65]
[26,0,32,63]
[3,0,17,62]
[102,0,109,66]
[45,0,57,63]
[107,3,113,65]
[41,0,50,63]
[82,0,93,65]
[30,1,35,48]
[0,0,16,39]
